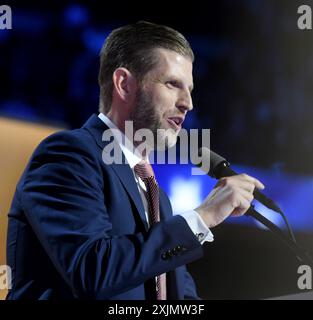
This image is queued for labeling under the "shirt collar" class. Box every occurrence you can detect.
[98,113,144,169]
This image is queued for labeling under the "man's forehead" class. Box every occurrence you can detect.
[153,48,193,67]
[150,48,193,81]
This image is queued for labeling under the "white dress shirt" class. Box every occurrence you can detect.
[98,113,214,244]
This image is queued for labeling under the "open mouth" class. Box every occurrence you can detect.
[167,117,183,130]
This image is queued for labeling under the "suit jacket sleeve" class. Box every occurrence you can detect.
[20,131,203,299]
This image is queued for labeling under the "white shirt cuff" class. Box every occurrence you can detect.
[177,210,214,244]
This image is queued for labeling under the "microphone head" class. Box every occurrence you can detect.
[192,148,227,177]
[205,148,226,169]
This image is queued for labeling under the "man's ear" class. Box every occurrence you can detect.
[112,67,137,102]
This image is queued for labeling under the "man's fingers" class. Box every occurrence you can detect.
[218,174,265,192]
[230,173,265,190]
[252,178,265,190]
[234,180,255,193]
[237,188,254,203]
[231,196,251,217]
[201,174,265,228]
[240,173,265,190]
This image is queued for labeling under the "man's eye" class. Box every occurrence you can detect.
[166,81,178,88]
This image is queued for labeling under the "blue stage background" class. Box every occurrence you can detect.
[1,1,313,299]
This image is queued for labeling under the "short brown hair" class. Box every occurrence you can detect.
[98,21,194,114]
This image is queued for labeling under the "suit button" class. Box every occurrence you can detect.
[176,245,182,252]
[167,250,173,258]
[161,253,168,260]
[177,245,187,252]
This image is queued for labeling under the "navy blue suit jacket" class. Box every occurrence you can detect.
[6,114,203,300]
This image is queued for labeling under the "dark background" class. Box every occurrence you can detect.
[1,0,313,299]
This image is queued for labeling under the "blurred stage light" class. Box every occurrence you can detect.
[63,4,89,27]
[169,177,202,213]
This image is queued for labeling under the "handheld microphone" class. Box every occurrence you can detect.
[192,148,313,266]
[194,147,283,214]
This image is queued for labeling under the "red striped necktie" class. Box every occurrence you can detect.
[134,161,167,300]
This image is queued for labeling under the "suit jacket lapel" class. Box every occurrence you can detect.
[83,114,149,231]
[110,162,149,231]
[159,187,172,221]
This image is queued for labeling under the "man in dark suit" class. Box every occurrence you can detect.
[6,21,264,299]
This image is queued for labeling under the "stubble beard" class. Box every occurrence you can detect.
[130,87,178,153]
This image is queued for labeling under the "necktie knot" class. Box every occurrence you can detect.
[134,161,155,181]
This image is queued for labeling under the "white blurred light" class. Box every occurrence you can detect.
[253,202,284,230]
[169,177,202,213]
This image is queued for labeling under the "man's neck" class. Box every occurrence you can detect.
[102,111,152,160]
[106,110,127,134]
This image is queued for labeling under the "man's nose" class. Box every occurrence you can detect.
[176,91,193,113]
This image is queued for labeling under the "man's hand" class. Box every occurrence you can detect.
[195,174,265,228]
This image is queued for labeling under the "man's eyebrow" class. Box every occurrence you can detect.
[172,78,194,92]
[163,76,194,93]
